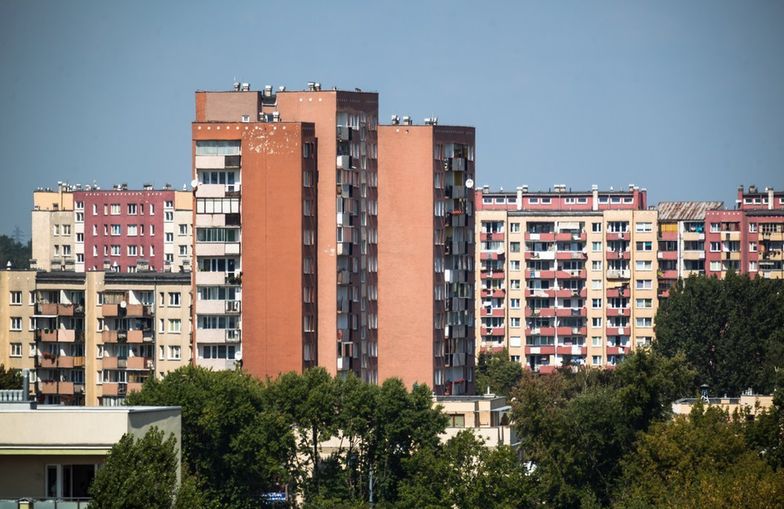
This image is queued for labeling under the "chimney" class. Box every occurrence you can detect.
[767,187,774,210]
[516,187,523,210]
[592,185,599,211]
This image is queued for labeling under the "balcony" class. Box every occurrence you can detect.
[525,250,556,260]
[556,326,578,336]
[337,155,352,170]
[544,288,575,299]
[37,329,58,342]
[36,303,83,316]
[526,269,556,279]
[556,345,587,355]
[40,381,75,395]
[524,345,555,355]
[102,329,124,343]
[606,326,627,336]
[127,329,148,343]
[657,250,678,261]
[659,231,678,241]
[606,269,631,280]
[102,303,120,316]
[555,231,587,241]
[659,269,678,280]
[480,251,503,261]
[126,304,152,317]
[491,289,506,298]
[337,356,352,371]
[481,326,505,336]
[606,346,631,356]
[606,250,631,261]
[525,232,555,242]
[556,251,587,261]
[225,300,242,313]
[605,286,629,298]
[480,232,505,241]
[127,356,152,370]
[606,307,630,317]
[553,269,586,279]
[480,307,505,318]
[607,232,631,241]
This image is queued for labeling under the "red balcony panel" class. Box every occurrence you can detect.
[556,345,587,355]
[525,232,556,242]
[539,327,557,336]
[492,289,506,298]
[526,269,556,279]
[659,231,678,241]
[605,287,630,298]
[605,326,628,336]
[607,232,631,241]
[659,269,678,280]
[480,307,505,318]
[40,381,74,395]
[556,251,587,261]
[556,326,577,336]
[606,250,631,260]
[606,307,630,317]
[525,345,555,355]
[658,250,678,261]
[537,365,557,374]
[480,252,500,261]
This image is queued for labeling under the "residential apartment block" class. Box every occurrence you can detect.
[475,185,658,371]
[705,186,784,279]
[655,201,724,298]
[32,183,192,273]
[191,83,474,393]
[378,121,476,395]
[1,269,191,405]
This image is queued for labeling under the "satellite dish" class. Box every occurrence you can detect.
[120,301,127,309]
[234,350,243,361]
[190,178,199,189]
[465,178,474,189]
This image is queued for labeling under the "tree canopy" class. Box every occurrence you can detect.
[0,234,30,269]
[0,364,22,390]
[475,348,523,397]
[654,273,784,395]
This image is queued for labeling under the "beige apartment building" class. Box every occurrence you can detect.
[475,185,658,371]
[1,270,191,405]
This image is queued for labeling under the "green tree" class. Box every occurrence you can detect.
[0,234,31,269]
[0,364,22,390]
[126,366,293,508]
[475,349,523,397]
[614,405,784,508]
[511,350,695,507]
[89,428,178,509]
[654,273,784,394]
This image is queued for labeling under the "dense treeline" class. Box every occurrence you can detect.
[655,273,784,394]
[91,274,784,507]
[0,234,31,269]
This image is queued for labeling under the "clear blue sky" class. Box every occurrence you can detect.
[1,0,782,238]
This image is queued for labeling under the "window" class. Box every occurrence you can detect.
[159,345,165,360]
[709,242,720,252]
[10,343,21,357]
[636,279,653,289]
[10,317,22,331]
[178,224,188,236]
[636,317,653,327]
[592,336,602,347]
[592,356,602,366]
[127,245,138,256]
[199,344,238,360]
[168,292,181,306]
[635,260,652,271]
[510,279,521,289]
[110,224,121,236]
[591,279,602,290]
[592,222,602,232]
[591,298,602,309]
[127,225,137,236]
[165,200,174,209]
[636,298,652,308]
[592,241,602,252]
[709,261,721,271]
[591,317,602,328]
[195,197,240,214]
[165,211,174,222]
[636,241,652,251]
[62,225,71,235]
[710,223,719,233]
[749,261,758,272]
[510,317,521,328]
[165,253,174,263]
[749,223,757,233]
[62,245,71,256]
[510,222,520,233]
[168,319,182,333]
[92,204,98,215]
[110,204,120,215]
[149,204,155,215]
[111,245,120,256]
[635,222,652,233]
[510,242,521,253]
[29,343,37,357]
[510,298,521,309]
[168,346,181,360]
[75,212,84,223]
[179,245,188,256]
[591,260,602,271]
[10,291,21,305]
[510,260,521,271]
[127,203,137,215]
[165,232,174,243]
[76,233,84,243]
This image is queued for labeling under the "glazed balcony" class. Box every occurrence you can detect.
[606,307,631,317]
[39,381,75,395]
[606,250,631,261]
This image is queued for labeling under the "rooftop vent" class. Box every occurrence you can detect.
[263,85,273,97]
[749,185,758,193]
[233,82,240,91]
[391,115,400,125]
[402,115,412,125]
[278,86,286,92]
[240,83,250,92]
[424,117,438,125]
